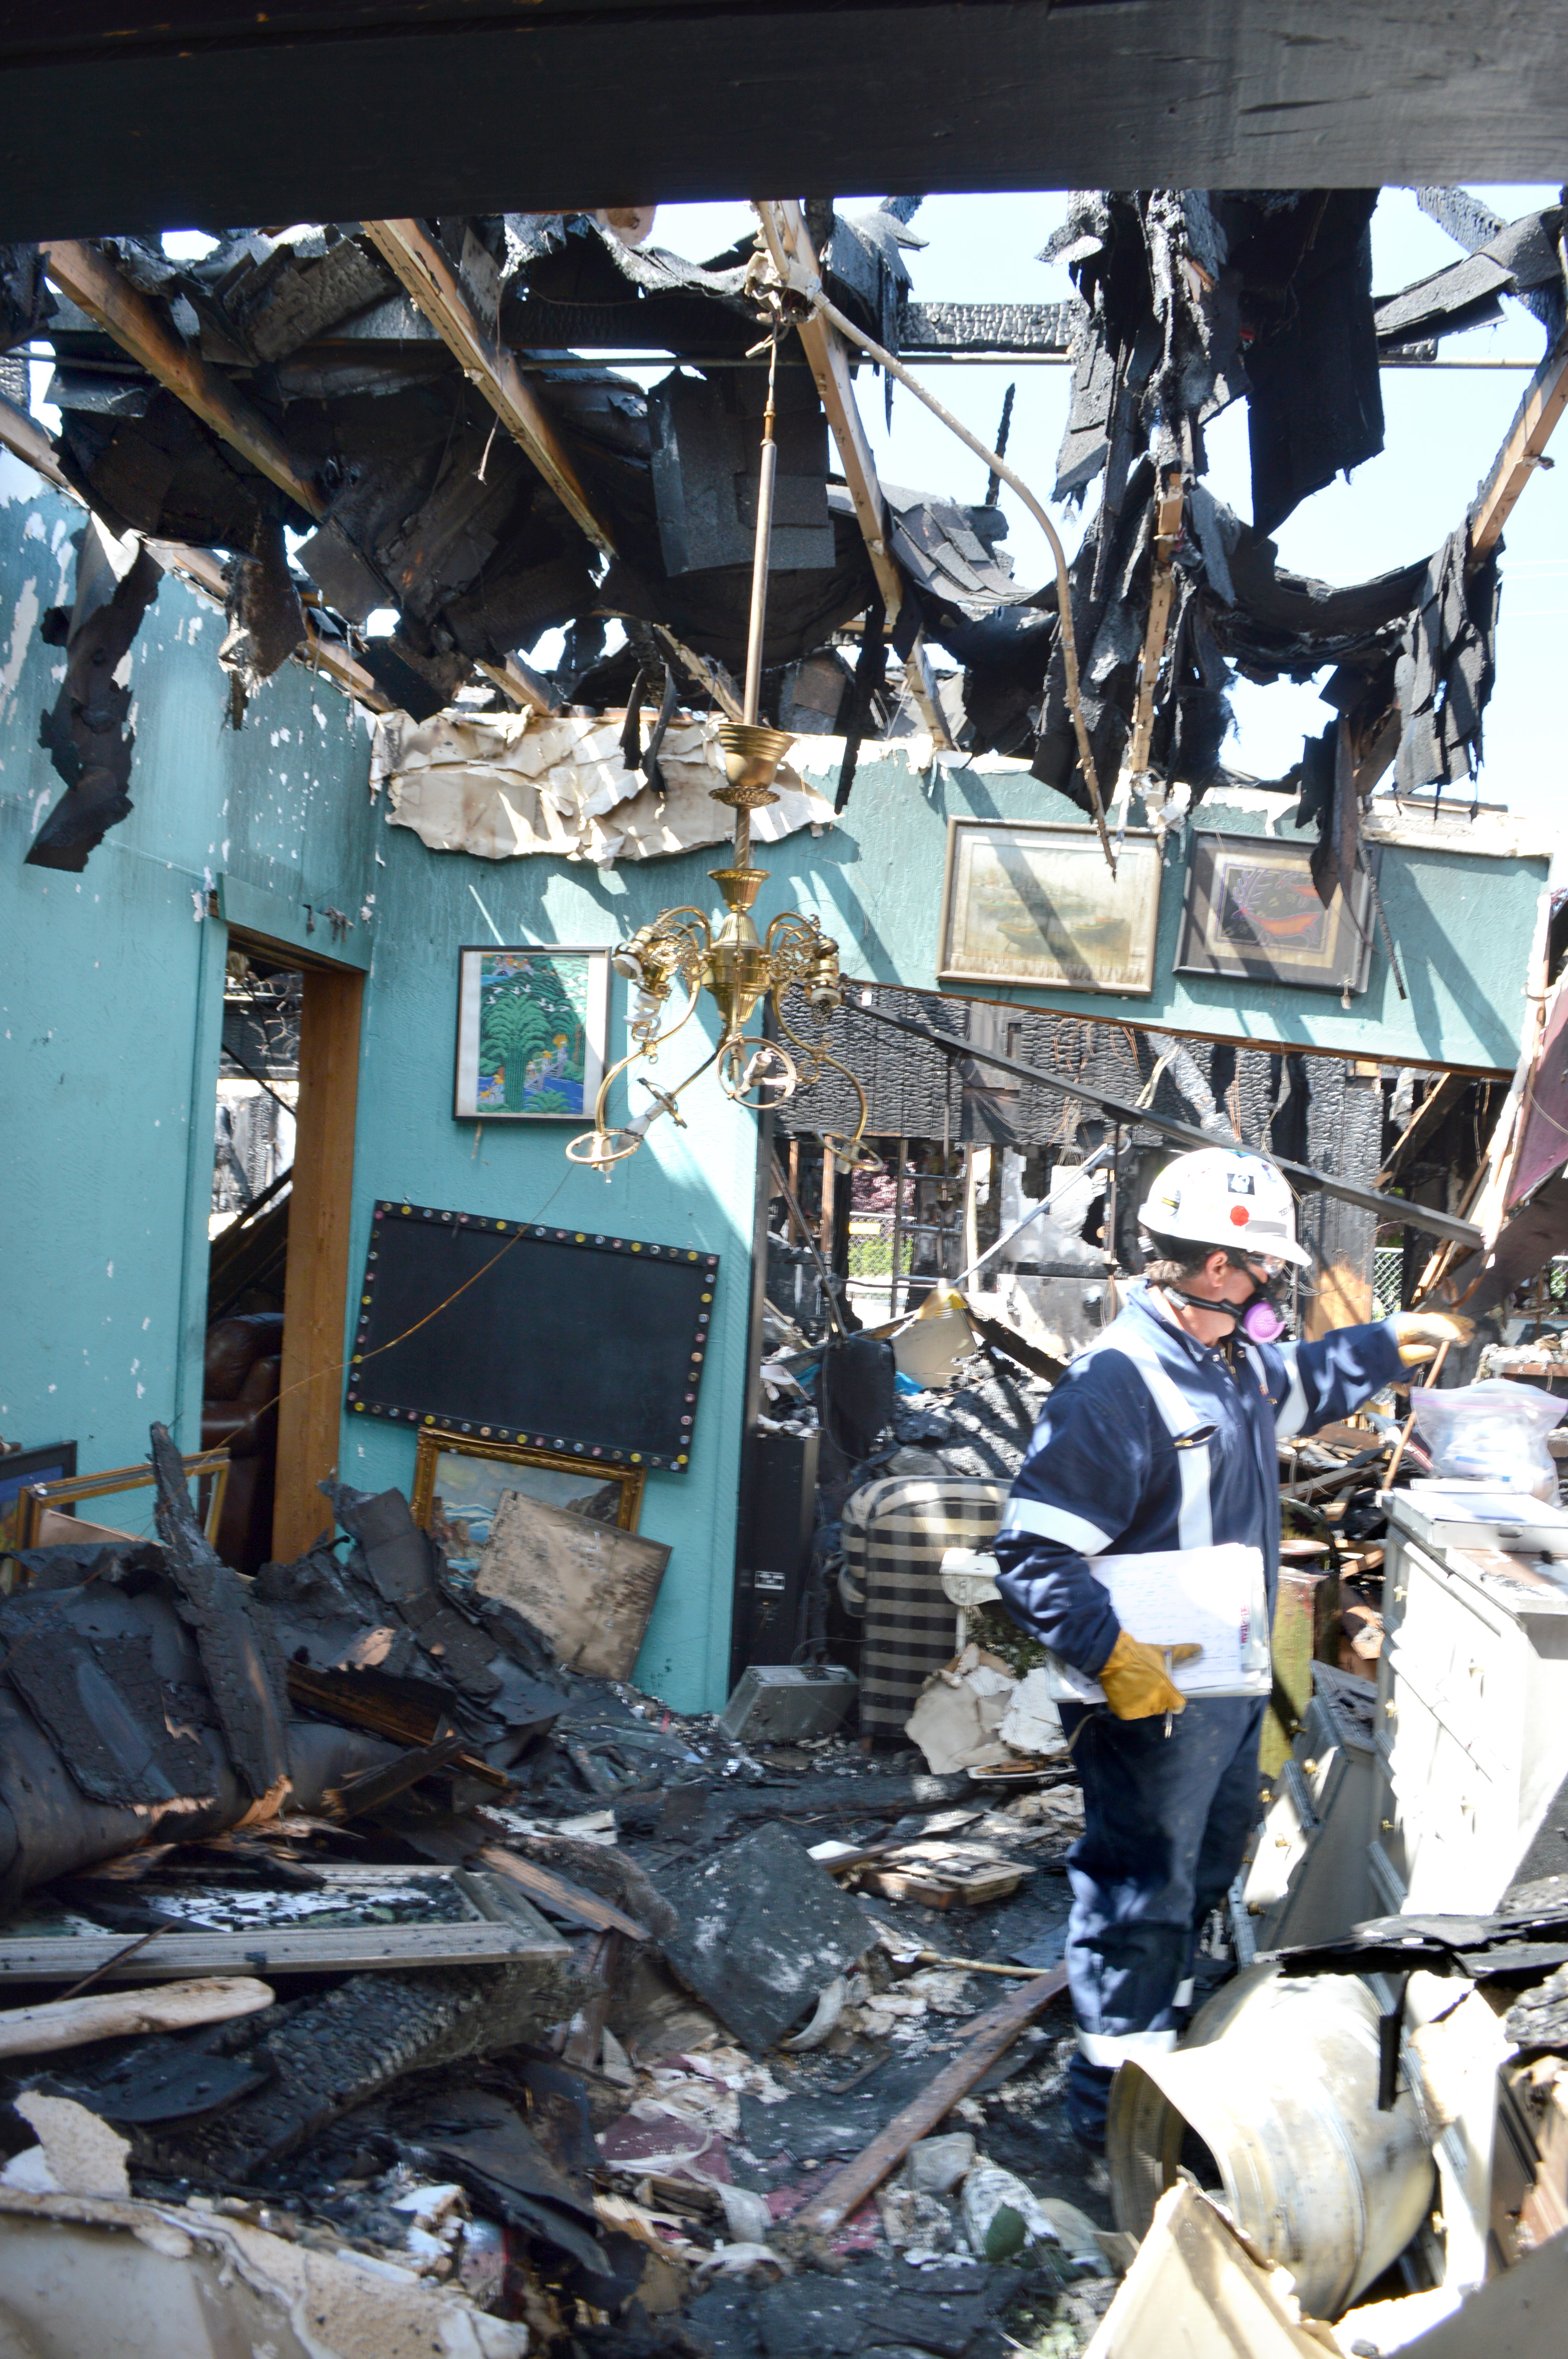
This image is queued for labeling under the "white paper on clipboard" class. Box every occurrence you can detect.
[1044,1543,1272,1703]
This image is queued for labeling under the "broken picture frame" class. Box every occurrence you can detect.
[938,819,1163,996]
[11,1446,230,1552]
[0,1440,76,1553]
[454,945,609,1121]
[412,1430,645,1581]
[1177,832,1377,993]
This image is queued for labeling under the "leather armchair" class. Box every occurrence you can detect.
[201,1313,284,1574]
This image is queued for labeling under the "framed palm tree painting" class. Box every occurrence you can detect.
[454,946,609,1120]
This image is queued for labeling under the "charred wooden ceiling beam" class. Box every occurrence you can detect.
[0,388,390,713]
[39,239,326,524]
[754,198,952,750]
[144,538,394,713]
[4,4,1568,242]
[0,388,68,494]
[361,219,618,558]
[1469,317,1568,560]
[477,655,558,715]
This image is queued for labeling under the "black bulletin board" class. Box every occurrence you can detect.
[348,1201,719,1471]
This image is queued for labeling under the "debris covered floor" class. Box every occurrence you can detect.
[11,1259,1568,2359]
[0,1392,1121,2359]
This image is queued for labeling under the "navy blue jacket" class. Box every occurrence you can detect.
[993,1281,1405,1676]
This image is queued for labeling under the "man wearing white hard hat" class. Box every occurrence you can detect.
[991,1146,1465,2149]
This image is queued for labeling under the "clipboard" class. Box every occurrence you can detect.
[1043,1542,1272,1703]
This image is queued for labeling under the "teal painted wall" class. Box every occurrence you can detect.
[0,462,757,1708]
[773,746,1547,1077]
[336,826,758,1716]
[0,463,376,1514]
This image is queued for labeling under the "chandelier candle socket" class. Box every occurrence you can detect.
[568,318,877,1178]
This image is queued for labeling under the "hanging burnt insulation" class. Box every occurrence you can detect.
[26,517,161,871]
[218,510,306,727]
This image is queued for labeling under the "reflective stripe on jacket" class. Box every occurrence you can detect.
[992,1280,1404,1677]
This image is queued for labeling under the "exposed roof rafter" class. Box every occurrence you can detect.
[361,218,619,557]
[40,238,326,523]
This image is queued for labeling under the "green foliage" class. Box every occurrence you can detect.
[971,1599,1051,1677]
[480,986,564,1111]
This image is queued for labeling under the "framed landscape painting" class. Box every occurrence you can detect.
[412,1432,644,1581]
[1177,834,1376,992]
[938,820,1162,995]
[454,946,609,1121]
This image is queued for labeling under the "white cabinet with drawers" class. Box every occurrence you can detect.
[1373,1492,1568,1915]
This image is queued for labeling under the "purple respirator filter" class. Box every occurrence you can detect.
[1241,1298,1286,1344]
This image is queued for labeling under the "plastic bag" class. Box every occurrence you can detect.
[1411,1379,1566,1502]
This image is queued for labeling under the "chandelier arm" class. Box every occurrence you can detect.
[764,911,820,958]
[639,977,705,1056]
[649,906,714,942]
[818,1051,874,1151]
[719,1034,799,1107]
[591,965,707,1136]
[588,1041,644,1139]
[771,988,831,1080]
[771,990,872,1151]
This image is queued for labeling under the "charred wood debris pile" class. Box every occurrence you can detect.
[0,1416,1115,2359]
[6,185,1557,867]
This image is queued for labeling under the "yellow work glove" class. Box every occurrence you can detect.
[1098,1631,1203,1721]
[1392,1311,1474,1368]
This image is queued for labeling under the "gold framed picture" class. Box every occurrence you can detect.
[411,1430,645,1581]
[938,819,1162,995]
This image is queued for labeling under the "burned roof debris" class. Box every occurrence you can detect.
[1,185,1556,869]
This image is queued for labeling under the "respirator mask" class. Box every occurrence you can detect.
[1165,1254,1292,1344]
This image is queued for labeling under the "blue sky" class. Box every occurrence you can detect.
[643,189,1564,821]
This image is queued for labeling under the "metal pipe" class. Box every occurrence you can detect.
[1107,1963,1434,2318]
[742,338,781,728]
[890,1136,907,1319]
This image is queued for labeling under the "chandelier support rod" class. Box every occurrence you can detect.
[742,331,782,729]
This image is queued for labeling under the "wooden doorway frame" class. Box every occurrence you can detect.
[227,927,363,1561]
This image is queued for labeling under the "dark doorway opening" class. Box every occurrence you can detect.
[202,946,299,1573]
[203,931,364,1572]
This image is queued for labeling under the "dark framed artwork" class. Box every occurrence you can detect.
[349,1201,717,1472]
[454,945,609,1121]
[0,1441,77,1551]
[1177,833,1376,992]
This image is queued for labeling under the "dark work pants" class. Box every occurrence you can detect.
[1058,1694,1265,2146]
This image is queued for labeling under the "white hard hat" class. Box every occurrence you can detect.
[1137,1149,1310,1267]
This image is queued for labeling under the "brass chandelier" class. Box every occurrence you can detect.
[568,325,877,1180]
